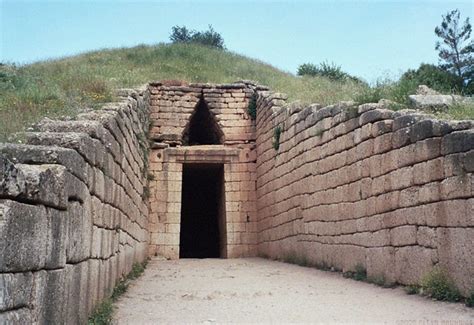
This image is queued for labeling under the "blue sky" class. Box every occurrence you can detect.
[1,0,472,82]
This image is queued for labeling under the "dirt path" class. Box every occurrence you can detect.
[113,258,473,324]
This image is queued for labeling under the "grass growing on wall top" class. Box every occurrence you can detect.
[0,43,365,142]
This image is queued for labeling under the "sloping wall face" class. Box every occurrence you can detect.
[0,89,150,324]
[147,82,263,259]
[255,92,474,295]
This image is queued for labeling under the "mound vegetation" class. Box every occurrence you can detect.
[1,41,473,142]
[0,43,367,142]
[169,25,225,49]
[297,61,364,84]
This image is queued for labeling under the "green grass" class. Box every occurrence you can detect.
[2,42,472,142]
[467,290,474,308]
[247,94,257,120]
[420,267,461,302]
[431,101,474,120]
[272,125,282,151]
[88,260,148,325]
[127,261,147,280]
[355,77,474,120]
[281,252,310,267]
[343,264,367,282]
[88,299,114,325]
[0,43,365,142]
[405,285,421,295]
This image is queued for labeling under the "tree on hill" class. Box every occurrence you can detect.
[435,9,473,91]
[297,61,364,84]
[400,63,464,94]
[169,25,225,49]
[169,26,193,43]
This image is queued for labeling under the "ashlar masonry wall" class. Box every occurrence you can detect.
[1,79,472,325]
[147,82,264,259]
[255,92,474,296]
[0,89,150,324]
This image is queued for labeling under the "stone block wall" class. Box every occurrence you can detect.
[255,92,474,295]
[2,79,472,325]
[147,82,263,259]
[0,88,150,324]
[149,82,259,144]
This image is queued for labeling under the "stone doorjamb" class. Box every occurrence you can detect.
[155,145,240,259]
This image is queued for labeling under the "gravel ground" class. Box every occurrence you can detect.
[113,258,474,324]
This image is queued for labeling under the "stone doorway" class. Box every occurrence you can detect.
[179,163,226,258]
[147,82,259,260]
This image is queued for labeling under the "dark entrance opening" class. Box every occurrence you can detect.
[180,164,226,258]
[182,97,223,145]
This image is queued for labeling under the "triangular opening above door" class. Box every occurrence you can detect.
[182,96,223,145]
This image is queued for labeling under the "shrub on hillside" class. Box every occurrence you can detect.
[401,63,464,94]
[169,26,193,43]
[0,64,21,91]
[464,78,474,95]
[297,63,319,77]
[169,25,225,49]
[297,61,364,83]
[354,76,418,107]
[354,86,384,104]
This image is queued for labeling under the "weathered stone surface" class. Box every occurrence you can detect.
[409,119,451,142]
[0,86,150,324]
[415,85,440,96]
[394,246,437,284]
[441,129,474,154]
[65,262,90,325]
[409,94,465,110]
[1,163,68,208]
[0,159,88,209]
[462,150,474,172]
[359,109,393,125]
[0,200,67,272]
[366,247,396,284]
[0,272,34,311]
[0,144,87,183]
[33,269,67,324]
[251,86,473,294]
[67,201,92,263]
[151,133,181,142]
[26,132,97,166]
[390,226,417,246]
[416,226,437,248]
[2,81,474,325]
[436,227,474,296]
[392,113,428,131]
[0,308,34,325]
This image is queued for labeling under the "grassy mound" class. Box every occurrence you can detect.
[0,43,365,141]
[1,42,472,142]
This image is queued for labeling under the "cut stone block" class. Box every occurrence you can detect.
[33,269,67,324]
[0,272,34,312]
[0,159,88,210]
[67,200,92,263]
[366,247,396,284]
[0,143,87,183]
[436,227,474,296]
[0,308,34,325]
[394,246,437,285]
[0,200,67,272]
